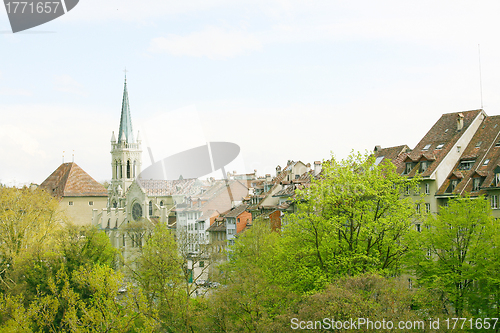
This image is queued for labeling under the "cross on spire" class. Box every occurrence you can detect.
[123,67,128,82]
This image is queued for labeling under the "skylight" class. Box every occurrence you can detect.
[423,144,431,150]
[476,141,482,148]
[436,143,444,149]
[484,159,490,166]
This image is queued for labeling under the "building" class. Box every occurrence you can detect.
[375,109,500,219]
[40,162,108,226]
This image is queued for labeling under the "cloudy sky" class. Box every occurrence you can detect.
[2,1,500,186]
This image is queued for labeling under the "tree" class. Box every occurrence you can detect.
[0,186,62,293]
[409,196,497,316]
[0,264,155,332]
[203,218,295,333]
[269,274,446,333]
[131,222,188,331]
[278,152,420,293]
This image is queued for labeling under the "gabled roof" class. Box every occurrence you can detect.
[224,203,249,218]
[374,145,410,174]
[40,162,108,197]
[405,110,484,178]
[436,115,500,196]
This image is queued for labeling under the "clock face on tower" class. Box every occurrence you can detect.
[132,202,142,221]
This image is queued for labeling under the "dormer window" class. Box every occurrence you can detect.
[475,141,482,148]
[459,160,475,170]
[451,179,459,191]
[495,173,500,186]
[436,143,444,149]
[473,178,483,191]
[420,161,430,173]
[423,144,431,151]
[405,162,413,174]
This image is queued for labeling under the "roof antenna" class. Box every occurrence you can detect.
[478,44,484,110]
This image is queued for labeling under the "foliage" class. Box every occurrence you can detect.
[203,219,297,332]
[270,274,448,333]
[0,186,62,292]
[131,222,190,332]
[279,152,419,293]
[0,265,155,332]
[408,196,498,317]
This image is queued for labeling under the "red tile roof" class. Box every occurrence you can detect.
[40,162,108,197]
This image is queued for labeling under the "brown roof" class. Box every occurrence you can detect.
[404,110,484,178]
[224,203,249,218]
[436,115,500,196]
[40,162,108,197]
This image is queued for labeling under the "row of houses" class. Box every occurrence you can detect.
[374,109,500,222]
[37,79,500,284]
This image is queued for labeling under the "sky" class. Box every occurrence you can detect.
[2,0,500,186]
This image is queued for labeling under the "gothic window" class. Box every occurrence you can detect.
[114,161,118,179]
[127,160,131,178]
[160,200,164,207]
[119,161,122,178]
[133,160,137,178]
[149,201,153,216]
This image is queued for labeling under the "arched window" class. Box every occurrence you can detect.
[149,201,153,216]
[114,161,118,179]
[160,200,164,207]
[118,161,122,178]
[112,201,117,208]
[133,160,137,178]
[127,160,131,178]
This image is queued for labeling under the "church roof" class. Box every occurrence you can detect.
[117,78,134,143]
[40,162,108,197]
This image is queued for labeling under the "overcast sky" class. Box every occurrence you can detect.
[2,1,500,186]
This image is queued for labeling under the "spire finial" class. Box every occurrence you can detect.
[123,67,128,83]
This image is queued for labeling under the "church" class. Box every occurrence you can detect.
[92,77,249,261]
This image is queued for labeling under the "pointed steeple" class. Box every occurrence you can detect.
[117,77,134,143]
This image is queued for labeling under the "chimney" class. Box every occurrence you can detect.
[457,113,464,131]
[374,145,381,152]
[314,161,322,176]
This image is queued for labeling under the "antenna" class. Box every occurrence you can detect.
[478,44,484,110]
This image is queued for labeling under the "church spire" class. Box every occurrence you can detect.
[118,76,134,143]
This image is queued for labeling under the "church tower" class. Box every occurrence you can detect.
[109,76,142,208]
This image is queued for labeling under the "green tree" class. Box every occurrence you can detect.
[0,265,155,332]
[409,196,497,316]
[203,219,295,333]
[278,152,419,293]
[131,222,188,332]
[0,186,62,292]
